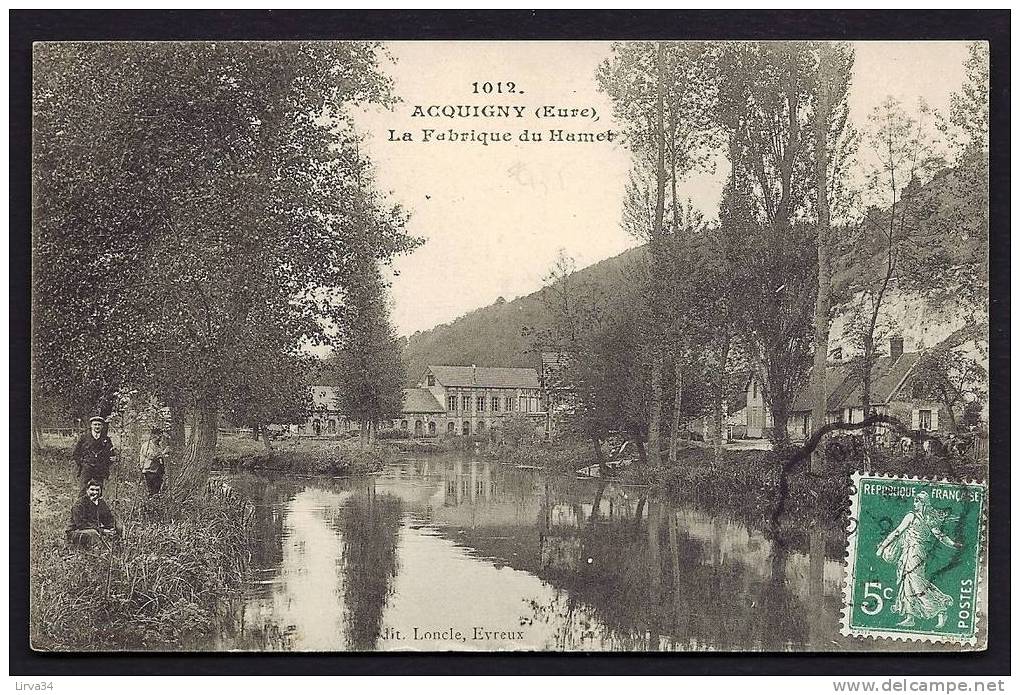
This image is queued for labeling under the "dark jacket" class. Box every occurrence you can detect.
[71,431,115,480]
[66,495,118,537]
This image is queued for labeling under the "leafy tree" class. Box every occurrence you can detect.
[841,96,945,438]
[222,346,314,453]
[598,41,720,469]
[715,42,820,449]
[942,41,989,157]
[535,252,621,461]
[332,262,406,446]
[32,42,419,491]
[808,42,857,471]
[498,413,542,448]
[910,345,987,433]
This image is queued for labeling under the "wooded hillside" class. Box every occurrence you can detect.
[401,247,647,385]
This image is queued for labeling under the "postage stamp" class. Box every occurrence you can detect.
[841,472,987,646]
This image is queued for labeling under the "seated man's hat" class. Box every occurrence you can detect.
[89,416,106,425]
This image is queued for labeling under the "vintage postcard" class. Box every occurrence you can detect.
[30,38,990,653]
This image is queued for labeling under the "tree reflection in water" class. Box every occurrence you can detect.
[530,475,842,651]
[336,484,403,650]
[209,458,848,652]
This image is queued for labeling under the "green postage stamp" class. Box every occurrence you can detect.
[841,472,987,646]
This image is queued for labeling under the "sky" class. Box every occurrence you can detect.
[352,41,973,337]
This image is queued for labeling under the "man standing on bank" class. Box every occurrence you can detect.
[138,427,170,496]
[71,416,116,492]
[66,478,122,547]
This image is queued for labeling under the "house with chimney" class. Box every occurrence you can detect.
[741,337,947,441]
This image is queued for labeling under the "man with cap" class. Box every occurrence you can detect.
[138,426,170,496]
[71,416,116,492]
[66,478,122,548]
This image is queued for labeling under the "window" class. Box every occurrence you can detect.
[477,421,485,432]
[447,422,455,433]
[491,397,500,412]
[427,375,436,387]
[462,421,471,435]
[919,409,933,431]
[752,381,757,399]
[429,421,437,435]
[400,420,408,430]
[448,395,458,412]
[477,396,486,412]
[520,396,530,413]
[462,395,471,411]
[505,396,514,411]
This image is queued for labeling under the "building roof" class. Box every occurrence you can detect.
[426,365,541,389]
[791,352,921,413]
[791,362,854,412]
[838,352,921,409]
[402,388,446,414]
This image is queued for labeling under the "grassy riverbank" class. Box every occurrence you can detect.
[485,439,591,472]
[30,445,256,651]
[485,435,986,526]
[214,434,390,476]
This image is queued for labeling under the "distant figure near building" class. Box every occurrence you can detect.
[65,478,122,547]
[138,427,170,496]
[71,416,115,491]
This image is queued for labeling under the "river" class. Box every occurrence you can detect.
[207,451,856,652]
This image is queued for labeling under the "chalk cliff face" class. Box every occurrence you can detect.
[829,287,989,359]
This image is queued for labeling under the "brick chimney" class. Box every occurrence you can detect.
[889,336,904,361]
[471,364,476,384]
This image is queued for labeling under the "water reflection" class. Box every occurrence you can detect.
[335,485,402,650]
[210,456,858,652]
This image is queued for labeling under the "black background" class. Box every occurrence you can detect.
[8,9,1011,676]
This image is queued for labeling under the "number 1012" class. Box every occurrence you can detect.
[472,81,521,94]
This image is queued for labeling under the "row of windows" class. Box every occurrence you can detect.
[447,395,526,413]
[395,419,501,436]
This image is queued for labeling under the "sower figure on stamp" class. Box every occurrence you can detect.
[65,478,123,548]
[138,427,170,496]
[71,416,116,492]
[876,491,963,629]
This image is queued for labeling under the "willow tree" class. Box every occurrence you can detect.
[33,42,419,492]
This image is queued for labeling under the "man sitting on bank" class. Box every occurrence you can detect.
[66,478,122,548]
